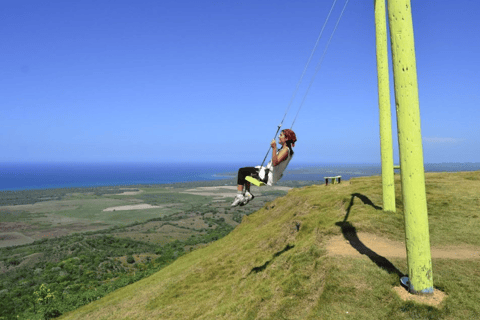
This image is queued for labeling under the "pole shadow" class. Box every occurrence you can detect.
[337,193,404,278]
[335,221,405,278]
[343,193,383,222]
[249,244,295,275]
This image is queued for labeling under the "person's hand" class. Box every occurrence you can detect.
[271,139,276,149]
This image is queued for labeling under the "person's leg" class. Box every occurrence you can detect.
[233,167,257,207]
[245,181,251,193]
[237,167,258,188]
[243,183,254,204]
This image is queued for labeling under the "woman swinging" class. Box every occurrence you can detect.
[231,129,297,207]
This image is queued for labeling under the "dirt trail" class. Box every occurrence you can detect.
[102,204,161,212]
[116,190,144,196]
[326,232,480,260]
[180,186,292,198]
[325,232,480,306]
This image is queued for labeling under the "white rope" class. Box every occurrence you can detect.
[280,0,339,126]
[260,0,350,166]
[290,0,350,129]
[261,0,340,167]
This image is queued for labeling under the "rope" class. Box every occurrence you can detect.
[260,0,349,167]
[260,0,340,167]
[290,0,350,129]
[281,0,339,126]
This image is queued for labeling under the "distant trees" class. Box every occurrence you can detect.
[0,203,258,319]
[0,234,164,319]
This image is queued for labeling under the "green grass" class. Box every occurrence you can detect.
[0,208,36,222]
[49,198,162,226]
[53,171,480,319]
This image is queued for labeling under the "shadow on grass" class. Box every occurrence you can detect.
[336,193,405,278]
[249,244,295,275]
[343,193,383,222]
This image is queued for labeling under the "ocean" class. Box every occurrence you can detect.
[0,162,241,191]
[1,162,479,191]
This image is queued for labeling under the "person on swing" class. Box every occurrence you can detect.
[231,129,297,207]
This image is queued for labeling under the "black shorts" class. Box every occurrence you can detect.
[237,167,258,185]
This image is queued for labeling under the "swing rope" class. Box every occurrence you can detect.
[260,0,350,167]
[260,0,341,167]
[290,0,350,129]
[282,0,340,127]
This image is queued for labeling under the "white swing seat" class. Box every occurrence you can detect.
[245,176,266,187]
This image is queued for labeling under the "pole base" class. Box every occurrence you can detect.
[400,276,434,295]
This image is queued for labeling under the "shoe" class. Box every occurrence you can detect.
[242,192,255,205]
[231,194,245,207]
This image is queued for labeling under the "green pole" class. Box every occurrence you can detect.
[374,0,396,213]
[386,0,433,294]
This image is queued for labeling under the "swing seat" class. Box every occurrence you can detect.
[245,176,266,187]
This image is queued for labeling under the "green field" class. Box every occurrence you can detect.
[0,183,289,247]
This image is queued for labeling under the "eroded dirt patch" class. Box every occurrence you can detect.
[115,190,144,196]
[180,186,292,198]
[327,232,480,260]
[393,286,447,307]
[103,204,161,212]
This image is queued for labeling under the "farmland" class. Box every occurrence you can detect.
[0,180,296,319]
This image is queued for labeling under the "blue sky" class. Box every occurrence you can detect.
[1,0,479,165]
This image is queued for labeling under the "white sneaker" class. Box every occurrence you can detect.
[242,192,255,205]
[231,194,245,207]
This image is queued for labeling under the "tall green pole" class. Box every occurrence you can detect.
[386,0,433,294]
[374,0,396,213]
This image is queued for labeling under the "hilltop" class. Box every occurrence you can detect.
[59,171,480,319]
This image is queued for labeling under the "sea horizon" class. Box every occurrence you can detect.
[1,161,479,192]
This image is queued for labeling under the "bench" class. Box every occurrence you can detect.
[324,176,341,186]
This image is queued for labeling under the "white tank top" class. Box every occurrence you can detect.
[265,147,293,186]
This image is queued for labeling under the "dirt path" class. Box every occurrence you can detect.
[325,232,480,306]
[180,186,291,198]
[116,190,144,196]
[326,232,480,260]
[102,204,161,212]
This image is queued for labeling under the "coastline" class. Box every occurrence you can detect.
[1,162,479,192]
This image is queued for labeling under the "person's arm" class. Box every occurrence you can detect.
[270,140,288,166]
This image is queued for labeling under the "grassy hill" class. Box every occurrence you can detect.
[59,171,480,320]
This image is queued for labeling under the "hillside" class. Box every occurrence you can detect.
[60,171,480,320]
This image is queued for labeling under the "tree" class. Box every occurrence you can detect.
[34,283,61,319]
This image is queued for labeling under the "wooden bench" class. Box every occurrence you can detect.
[324,176,341,186]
